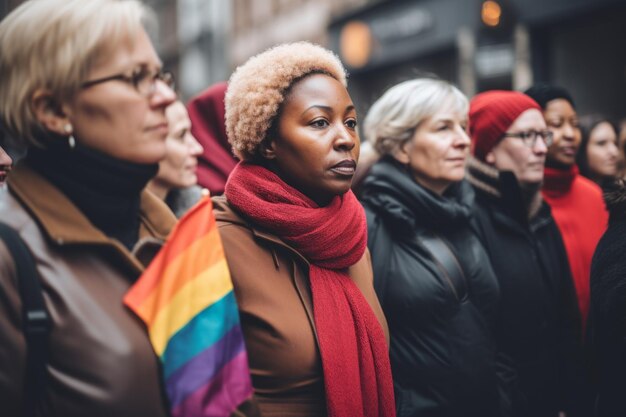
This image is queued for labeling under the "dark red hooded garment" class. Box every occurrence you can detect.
[187,82,238,195]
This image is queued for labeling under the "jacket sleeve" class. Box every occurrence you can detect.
[463,235,500,326]
[364,206,392,305]
[551,224,593,417]
[0,239,26,417]
[469,212,517,417]
[231,398,262,417]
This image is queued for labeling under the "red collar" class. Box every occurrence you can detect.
[543,164,578,197]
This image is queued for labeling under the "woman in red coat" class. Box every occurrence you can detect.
[525,84,608,327]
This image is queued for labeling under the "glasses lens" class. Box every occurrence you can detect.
[159,71,175,91]
[520,131,535,147]
[133,68,154,96]
[134,69,175,96]
[543,130,554,147]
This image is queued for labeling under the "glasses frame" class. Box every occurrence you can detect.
[81,69,175,97]
[502,130,554,148]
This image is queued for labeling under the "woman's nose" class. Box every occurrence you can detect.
[455,128,471,147]
[151,80,177,108]
[562,122,577,140]
[187,134,204,156]
[609,141,619,157]
[334,126,357,151]
[534,134,548,154]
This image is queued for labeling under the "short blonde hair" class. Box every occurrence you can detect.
[0,0,149,146]
[225,42,347,161]
[364,78,468,156]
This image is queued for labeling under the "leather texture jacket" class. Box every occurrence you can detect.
[0,163,176,417]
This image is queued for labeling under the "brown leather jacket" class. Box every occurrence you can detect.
[0,164,176,417]
[212,195,389,417]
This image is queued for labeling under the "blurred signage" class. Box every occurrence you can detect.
[369,8,433,42]
[338,6,434,69]
[340,21,372,68]
[475,43,514,78]
[331,0,474,72]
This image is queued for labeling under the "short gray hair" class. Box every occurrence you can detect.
[364,78,468,156]
[0,0,150,147]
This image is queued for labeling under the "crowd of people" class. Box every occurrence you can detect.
[1,1,626,417]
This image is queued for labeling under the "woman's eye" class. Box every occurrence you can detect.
[549,121,563,128]
[131,68,149,84]
[345,119,357,129]
[437,124,449,131]
[178,129,188,141]
[310,119,329,128]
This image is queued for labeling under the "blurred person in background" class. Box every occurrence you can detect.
[588,179,626,416]
[467,91,588,417]
[0,144,11,187]
[615,118,626,179]
[209,42,394,416]
[577,116,619,188]
[525,84,608,328]
[187,81,238,195]
[0,1,183,416]
[360,78,502,417]
[148,100,204,217]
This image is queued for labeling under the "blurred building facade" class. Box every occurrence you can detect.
[230,0,370,66]
[145,0,231,100]
[327,0,626,120]
[0,0,232,101]
[2,0,625,119]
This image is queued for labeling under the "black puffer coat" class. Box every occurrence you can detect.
[361,157,501,417]
[588,181,626,416]
[467,158,588,417]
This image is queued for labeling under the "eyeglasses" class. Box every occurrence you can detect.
[502,130,554,148]
[81,68,175,97]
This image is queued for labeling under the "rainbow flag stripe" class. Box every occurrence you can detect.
[124,196,252,417]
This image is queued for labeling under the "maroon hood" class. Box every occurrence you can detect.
[187,82,238,195]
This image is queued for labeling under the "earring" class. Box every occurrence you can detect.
[64,124,76,149]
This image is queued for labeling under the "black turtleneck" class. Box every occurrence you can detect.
[361,155,474,234]
[27,142,158,250]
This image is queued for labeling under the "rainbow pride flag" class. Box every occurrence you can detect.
[124,196,253,417]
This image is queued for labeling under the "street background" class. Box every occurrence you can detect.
[2,0,625,124]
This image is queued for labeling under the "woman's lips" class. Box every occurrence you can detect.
[560,146,577,156]
[330,159,356,176]
[147,123,169,135]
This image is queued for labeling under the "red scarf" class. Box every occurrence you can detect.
[543,164,578,198]
[225,162,395,417]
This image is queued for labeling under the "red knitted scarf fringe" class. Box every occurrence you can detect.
[225,162,395,417]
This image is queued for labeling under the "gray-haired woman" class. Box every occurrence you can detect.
[360,78,502,417]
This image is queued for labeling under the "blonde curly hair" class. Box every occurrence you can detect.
[225,42,347,161]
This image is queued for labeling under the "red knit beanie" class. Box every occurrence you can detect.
[469,90,541,161]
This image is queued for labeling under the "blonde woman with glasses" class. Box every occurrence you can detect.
[0,1,186,416]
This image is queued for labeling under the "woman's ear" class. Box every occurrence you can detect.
[259,138,277,160]
[30,89,71,136]
[485,150,496,165]
[391,141,411,165]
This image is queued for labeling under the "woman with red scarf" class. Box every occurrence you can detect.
[212,42,395,416]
